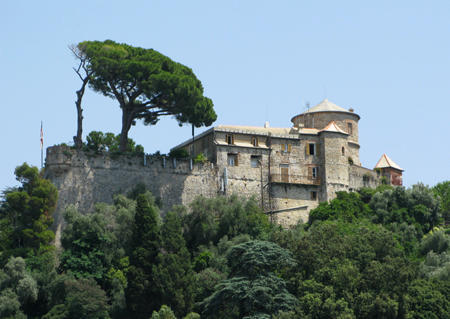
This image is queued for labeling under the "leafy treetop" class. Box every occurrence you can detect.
[78,40,217,151]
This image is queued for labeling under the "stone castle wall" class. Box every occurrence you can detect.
[44,146,219,225]
[45,144,382,232]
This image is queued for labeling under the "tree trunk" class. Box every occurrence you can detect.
[73,78,89,149]
[119,107,132,152]
[74,92,83,148]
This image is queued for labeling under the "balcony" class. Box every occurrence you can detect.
[270,174,321,185]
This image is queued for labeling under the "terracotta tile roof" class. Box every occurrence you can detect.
[215,125,297,137]
[319,121,348,134]
[374,154,403,171]
[171,125,301,150]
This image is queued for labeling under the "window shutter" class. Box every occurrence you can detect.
[231,135,235,144]
[308,167,312,178]
[288,144,292,153]
[235,154,239,166]
[306,143,310,155]
[316,144,320,156]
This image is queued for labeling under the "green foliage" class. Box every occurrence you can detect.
[126,194,161,318]
[0,257,38,318]
[193,153,207,164]
[126,182,148,200]
[419,251,450,280]
[370,184,441,236]
[419,229,450,280]
[44,278,110,319]
[291,220,420,318]
[151,211,196,317]
[420,230,450,255]
[183,195,272,252]
[78,40,216,151]
[0,288,25,319]
[59,206,113,282]
[25,248,59,317]
[58,196,137,318]
[433,181,450,224]
[3,173,449,319]
[85,131,144,154]
[404,279,449,319]
[0,163,57,265]
[169,148,190,159]
[199,240,297,319]
[0,163,57,262]
[194,267,226,302]
[309,191,371,224]
[226,240,296,277]
[151,305,177,319]
[193,250,213,272]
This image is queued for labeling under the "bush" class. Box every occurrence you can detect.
[420,230,450,255]
[193,153,207,164]
[85,131,144,155]
[169,148,189,159]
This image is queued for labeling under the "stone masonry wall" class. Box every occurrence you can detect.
[349,165,381,190]
[44,146,219,226]
[45,143,383,234]
[292,112,360,144]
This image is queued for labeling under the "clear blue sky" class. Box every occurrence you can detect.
[1,1,449,191]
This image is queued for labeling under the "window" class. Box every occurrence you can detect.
[251,136,258,147]
[342,146,345,156]
[280,164,289,183]
[312,167,318,179]
[311,191,317,200]
[251,155,261,168]
[347,122,353,135]
[281,143,292,153]
[306,143,316,156]
[227,153,238,166]
[226,134,234,145]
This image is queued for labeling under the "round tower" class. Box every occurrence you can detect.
[292,99,361,165]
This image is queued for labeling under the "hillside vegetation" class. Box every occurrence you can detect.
[0,163,449,318]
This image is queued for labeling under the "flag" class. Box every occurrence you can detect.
[40,121,43,149]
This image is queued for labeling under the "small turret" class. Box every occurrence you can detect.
[375,154,403,186]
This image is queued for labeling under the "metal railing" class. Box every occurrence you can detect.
[270,174,321,185]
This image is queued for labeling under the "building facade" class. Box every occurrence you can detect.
[172,99,403,225]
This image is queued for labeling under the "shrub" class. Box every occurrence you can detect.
[169,148,189,159]
[85,131,144,155]
[193,153,207,164]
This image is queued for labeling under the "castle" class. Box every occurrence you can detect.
[45,99,402,227]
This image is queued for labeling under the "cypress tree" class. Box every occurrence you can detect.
[126,194,161,318]
[152,211,196,317]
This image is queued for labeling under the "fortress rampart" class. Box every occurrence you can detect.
[45,145,220,223]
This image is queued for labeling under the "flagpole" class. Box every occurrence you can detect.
[40,121,43,169]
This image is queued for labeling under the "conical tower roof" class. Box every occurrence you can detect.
[304,99,348,113]
[375,154,403,171]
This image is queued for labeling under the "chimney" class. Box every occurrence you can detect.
[349,108,354,113]
[264,121,270,128]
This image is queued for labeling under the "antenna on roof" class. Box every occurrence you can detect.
[305,101,310,111]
